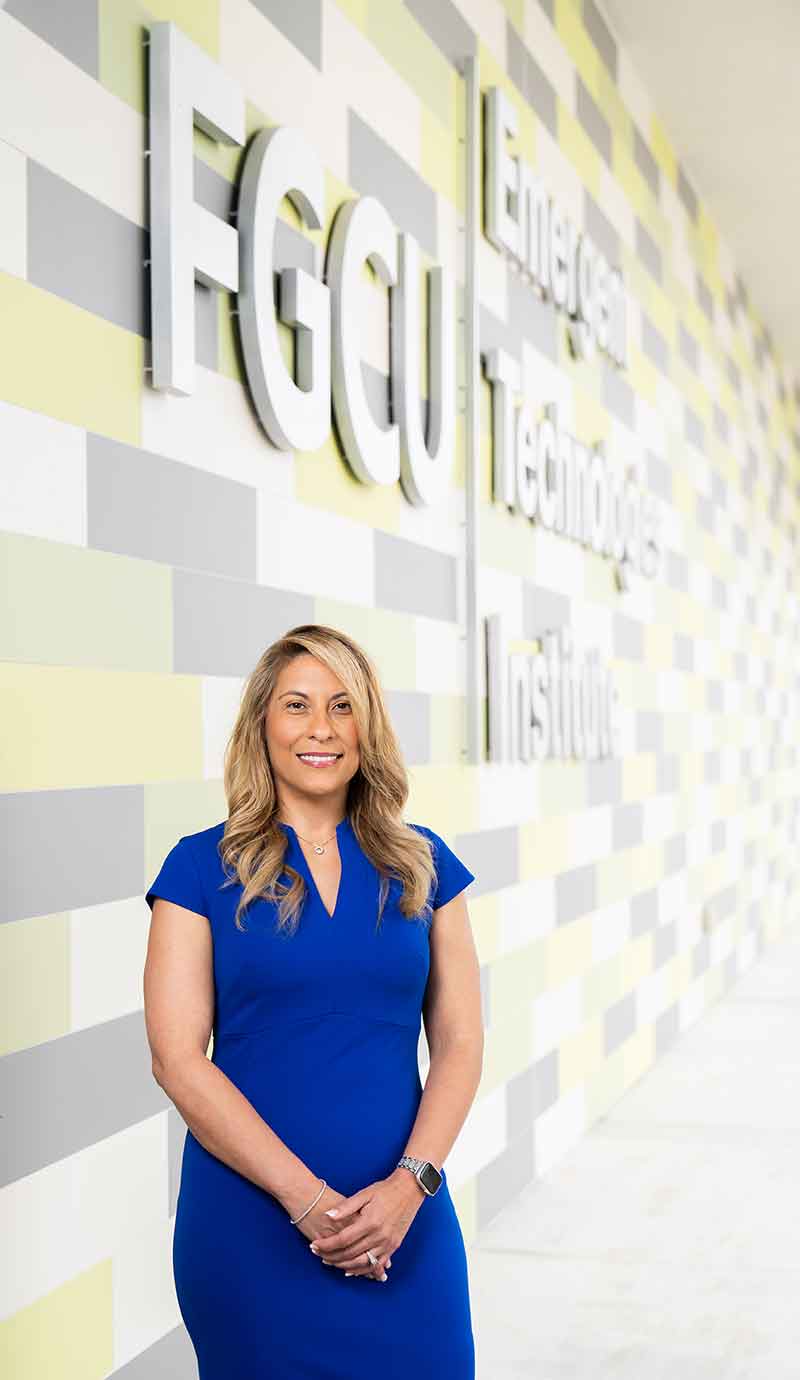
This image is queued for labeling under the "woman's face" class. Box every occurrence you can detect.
[264,654,361,807]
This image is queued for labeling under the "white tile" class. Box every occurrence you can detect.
[70,897,150,1032]
[0,399,86,544]
[112,1213,180,1368]
[0,138,26,277]
[414,615,462,692]
[202,675,246,779]
[0,13,144,224]
[533,1082,586,1176]
[444,1084,507,1190]
[322,2,421,174]
[221,0,347,182]
[140,362,294,497]
[0,1113,167,1317]
[256,490,374,605]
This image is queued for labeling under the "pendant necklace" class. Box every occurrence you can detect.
[292,829,336,855]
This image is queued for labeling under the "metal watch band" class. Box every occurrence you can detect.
[397,1154,441,1195]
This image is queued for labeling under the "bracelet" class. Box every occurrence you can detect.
[288,1177,327,1226]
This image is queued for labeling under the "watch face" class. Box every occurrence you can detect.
[419,1162,443,1195]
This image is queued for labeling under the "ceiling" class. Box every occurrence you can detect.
[601,0,799,372]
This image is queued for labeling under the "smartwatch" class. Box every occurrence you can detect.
[397,1154,443,1197]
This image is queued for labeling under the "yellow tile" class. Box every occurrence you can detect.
[557,102,602,199]
[559,1017,604,1090]
[421,104,459,208]
[649,112,676,184]
[294,431,405,530]
[554,0,600,97]
[469,892,502,964]
[331,0,369,29]
[367,0,454,127]
[144,778,228,880]
[406,763,480,835]
[0,1260,113,1380]
[0,274,140,445]
[482,1000,533,1090]
[620,932,653,989]
[0,535,172,670]
[313,599,419,692]
[621,1023,654,1088]
[493,941,548,1010]
[519,814,571,879]
[585,1041,627,1119]
[545,915,592,986]
[583,950,623,1022]
[430,693,466,761]
[0,914,70,1056]
[0,664,203,792]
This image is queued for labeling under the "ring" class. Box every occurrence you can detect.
[365,1249,378,1266]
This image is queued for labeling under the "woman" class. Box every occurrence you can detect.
[144,623,483,1378]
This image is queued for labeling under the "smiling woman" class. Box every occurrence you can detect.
[143,623,483,1380]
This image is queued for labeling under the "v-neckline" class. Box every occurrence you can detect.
[280,815,350,919]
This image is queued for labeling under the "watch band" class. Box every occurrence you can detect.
[397,1155,442,1196]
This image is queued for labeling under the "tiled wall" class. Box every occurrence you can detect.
[2,0,799,1373]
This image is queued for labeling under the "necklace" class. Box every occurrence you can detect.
[280,820,344,854]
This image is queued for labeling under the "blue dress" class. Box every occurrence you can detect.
[145,815,477,1379]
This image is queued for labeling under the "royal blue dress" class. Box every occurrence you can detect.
[145,815,477,1379]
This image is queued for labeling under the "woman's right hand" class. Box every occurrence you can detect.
[293,1182,392,1281]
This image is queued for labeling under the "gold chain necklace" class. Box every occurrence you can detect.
[294,829,336,856]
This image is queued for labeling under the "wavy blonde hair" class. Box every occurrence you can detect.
[218,623,437,933]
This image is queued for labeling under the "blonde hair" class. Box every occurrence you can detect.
[219,623,436,933]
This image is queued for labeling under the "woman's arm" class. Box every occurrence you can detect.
[143,896,322,1223]
[394,890,484,1187]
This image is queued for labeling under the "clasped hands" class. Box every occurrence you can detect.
[298,1169,425,1283]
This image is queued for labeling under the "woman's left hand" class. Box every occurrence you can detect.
[308,1169,425,1275]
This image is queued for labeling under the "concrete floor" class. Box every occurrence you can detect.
[468,920,800,1379]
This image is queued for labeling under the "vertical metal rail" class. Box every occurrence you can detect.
[462,54,482,765]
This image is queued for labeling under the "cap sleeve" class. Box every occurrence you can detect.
[146,836,208,918]
[409,823,476,911]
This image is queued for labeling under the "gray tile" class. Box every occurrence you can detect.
[706,679,723,712]
[5,0,98,77]
[192,279,219,372]
[87,435,257,581]
[735,273,748,308]
[645,449,671,501]
[348,109,437,257]
[576,75,611,165]
[584,189,619,265]
[453,825,517,897]
[692,933,710,978]
[479,303,521,362]
[636,710,663,753]
[506,1050,559,1140]
[678,322,698,372]
[631,887,658,937]
[613,611,643,660]
[713,403,730,445]
[0,1012,167,1185]
[635,218,662,282]
[711,819,726,853]
[665,550,688,592]
[1,786,143,925]
[723,950,737,988]
[385,688,431,764]
[654,1001,679,1054]
[602,359,634,427]
[249,0,321,68]
[664,833,686,874]
[479,963,491,1028]
[604,990,635,1054]
[677,164,698,221]
[632,126,659,198]
[684,404,705,452]
[537,0,554,19]
[673,632,693,670]
[586,757,622,806]
[522,583,570,637]
[27,160,146,336]
[108,1324,197,1380]
[361,360,392,428]
[374,531,458,622]
[641,312,669,374]
[656,755,679,793]
[696,271,714,323]
[476,1132,535,1232]
[404,0,476,67]
[653,919,676,969]
[507,273,558,362]
[582,0,617,79]
[555,863,596,926]
[506,21,557,137]
[172,569,312,676]
[612,802,643,850]
[696,492,713,532]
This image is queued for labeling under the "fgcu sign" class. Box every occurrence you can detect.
[148,22,661,764]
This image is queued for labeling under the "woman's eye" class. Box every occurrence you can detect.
[334,701,351,712]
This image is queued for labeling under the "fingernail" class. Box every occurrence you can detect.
[322,1260,332,1266]
[386,1261,392,1269]
[309,1244,318,1253]
[345,1272,353,1277]
[381,1273,388,1282]
[325,1209,338,1217]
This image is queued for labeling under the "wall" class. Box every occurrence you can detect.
[1,0,798,1373]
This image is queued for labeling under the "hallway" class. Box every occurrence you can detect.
[469,920,800,1379]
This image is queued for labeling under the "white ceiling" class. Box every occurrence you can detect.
[602,0,800,372]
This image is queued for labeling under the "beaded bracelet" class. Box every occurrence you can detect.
[288,1177,327,1225]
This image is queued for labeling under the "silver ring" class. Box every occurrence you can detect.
[366,1249,378,1266]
